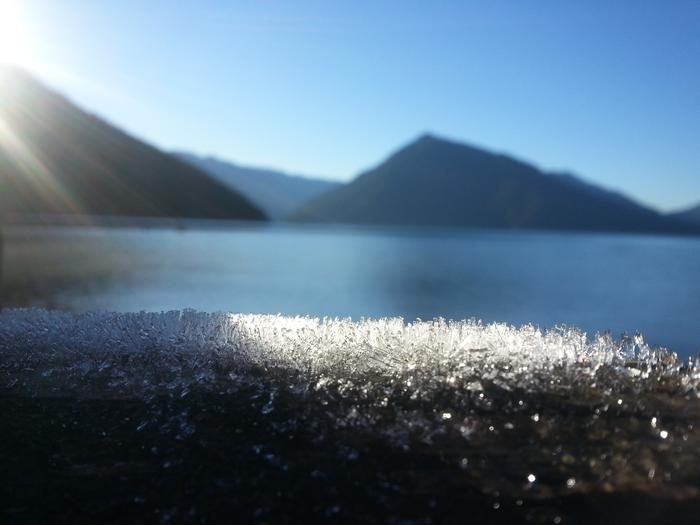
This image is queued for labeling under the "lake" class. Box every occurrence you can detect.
[3,223,699,357]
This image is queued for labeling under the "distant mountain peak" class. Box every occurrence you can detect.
[293,135,698,235]
[407,132,461,149]
[175,152,341,220]
[414,132,440,143]
[399,133,506,160]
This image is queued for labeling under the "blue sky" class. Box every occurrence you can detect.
[7,0,700,211]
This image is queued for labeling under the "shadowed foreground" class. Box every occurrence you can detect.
[1,311,699,524]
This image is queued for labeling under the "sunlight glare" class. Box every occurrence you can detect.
[0,0,34,66]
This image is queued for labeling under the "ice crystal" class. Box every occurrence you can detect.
[0,309,692,395]
[1,308,699,505]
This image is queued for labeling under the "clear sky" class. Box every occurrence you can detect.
[3,0,699,211]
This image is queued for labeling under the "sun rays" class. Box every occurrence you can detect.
[0,0,35,67]
[0,68,88,218]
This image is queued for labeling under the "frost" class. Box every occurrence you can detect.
[0,308,696,407]
[1,308,699,502]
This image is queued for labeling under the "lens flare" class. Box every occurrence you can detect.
[0,0,34,66]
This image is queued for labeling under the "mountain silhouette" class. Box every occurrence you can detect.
[668,203,700,227]
[175,152,340,220]
[293,134,698,235]
[0,67,265,221]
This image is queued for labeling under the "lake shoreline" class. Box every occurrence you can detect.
[4,214,700,240]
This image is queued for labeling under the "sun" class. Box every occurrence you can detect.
[0,0,34,66]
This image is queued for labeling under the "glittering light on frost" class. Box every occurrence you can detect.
[0,309,695,402]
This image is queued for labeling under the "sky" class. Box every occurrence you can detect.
[2,0,699,211]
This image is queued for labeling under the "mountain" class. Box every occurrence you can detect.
[175,152,341,220]
[668,203,700,226]
[293,133,698,235]
[0,67,265,221]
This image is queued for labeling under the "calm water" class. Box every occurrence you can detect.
[4,223,700,357]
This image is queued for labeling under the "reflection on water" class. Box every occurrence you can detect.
[2,223,700,357]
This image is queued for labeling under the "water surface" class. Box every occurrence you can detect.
[3,224,699,357]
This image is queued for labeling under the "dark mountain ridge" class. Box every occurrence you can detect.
[0,67,265,221]
[668,203,700,227]
[293,134,698,235]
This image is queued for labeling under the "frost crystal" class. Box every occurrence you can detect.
[1,308,699,505]
[0,308,696,406]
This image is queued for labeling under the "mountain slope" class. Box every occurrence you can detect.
[668,204,700,226]
[175,152,340,220]
[0,67,265,221]
[293,134,697,235]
